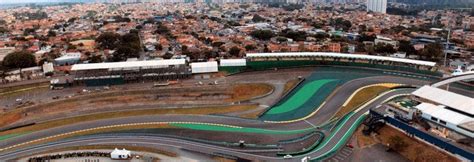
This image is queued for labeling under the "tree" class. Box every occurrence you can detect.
[96,32,121,49]
[250,30,274,41]
[212,41,225,47]
[181,45,188,53]
[375,44,396,54]
[358,25,367,33]
[281,30,307,41]
[0,62,7,81]
[398,40,416,56]
[163,52,173,59]
[2,51,36,69]
[276,37,288,43]
[0,27,8,34]
[228,46,241,57]
[23,28,36,36]
[356,43,366,52]
[155,22,170,34]
[47,30,56,37]
[420,43,443,62]
[245,44,257,51]
[358,34,376,42]
[263,45,270,52]
[252,14,266,22]
[330,18,352,31]
[388,135,408,152]
[89,55,103,63]
[112,46,139,62]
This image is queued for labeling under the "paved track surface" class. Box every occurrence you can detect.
[0,71,450,161]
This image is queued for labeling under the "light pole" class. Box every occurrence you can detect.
[443,27,450,67]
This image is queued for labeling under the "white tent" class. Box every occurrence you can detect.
[190,61,218,74]
[110,148,131,159]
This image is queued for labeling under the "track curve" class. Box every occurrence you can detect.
[0,74,434,161]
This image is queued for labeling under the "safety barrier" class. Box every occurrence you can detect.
[370,110,474,160]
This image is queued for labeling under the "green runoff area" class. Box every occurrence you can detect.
[265,79,336,115]
[0,132,28,141]
[259,67,376,121]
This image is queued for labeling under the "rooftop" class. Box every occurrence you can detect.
[412,85,474,116]
[71,59,186,71]
[246,52,437,67]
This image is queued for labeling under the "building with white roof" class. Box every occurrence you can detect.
[412,85,473,116]
[412,85,474,139]
[416,102,473,138]
[220,59,246,67]
[54,52,81,66]
[190,61,218,74]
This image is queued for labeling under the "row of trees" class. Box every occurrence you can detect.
[0,51,37,81]
[2,51,36,69]
[95,31,141,62]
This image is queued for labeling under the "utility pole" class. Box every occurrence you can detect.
[443,28,450,67]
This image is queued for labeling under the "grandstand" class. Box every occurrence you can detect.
[71,59,191,86]
[247,52,435,67]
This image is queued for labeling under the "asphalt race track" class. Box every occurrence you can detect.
[0,69,458,161]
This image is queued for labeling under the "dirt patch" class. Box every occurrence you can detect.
[333,86,389,119]
[0,104,258,136]
[0,111,22,129]
[213,156,236,162]
[355,126,377,148]
[228,83,273,102]
[357,125,460,162]
[0,83,268,129]
[282,79,300,95]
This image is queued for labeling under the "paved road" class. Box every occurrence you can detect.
[0,74,422,161]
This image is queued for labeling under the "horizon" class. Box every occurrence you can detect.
[0,0,95,5]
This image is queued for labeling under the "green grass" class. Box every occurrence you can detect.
[170,123,313,135]
[0,132,27,141]
[265,79,336,115]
